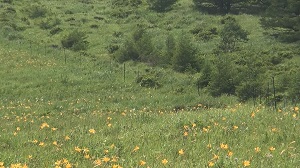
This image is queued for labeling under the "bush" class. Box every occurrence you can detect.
[39,17,61,30]
[111,0,142,8]
[61,30,89,51]
[136,69,162,88]
[218,17,248,52]
[27,5,48,18]
[171,33,199,73]
[147,0,178,12]
[113,27,154,63]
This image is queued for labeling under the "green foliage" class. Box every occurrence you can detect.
[2,0,13,3]
[113,27,154,63]
[61,30,89,51]
[147,0,178,12]
[26,4,48,18]
[172,33,199,73]
[193,0,239,13]
[136,69,162,88]
[218,17,249,52]
[39,17,61,30]
[208,56,238,96]
[111,0,142,7]
[197,60,213,88]
[261,0,300,42]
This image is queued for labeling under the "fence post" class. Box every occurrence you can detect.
[272,76,276,111]
[123,63,126,82]
[64,48,66,64]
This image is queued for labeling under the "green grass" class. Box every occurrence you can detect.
[1,101,300,167]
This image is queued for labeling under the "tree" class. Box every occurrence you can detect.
[61,30,89,51]
[147,0,178,12]
[208,56,238,96]
[218,17,248,52]
[171,33,199,73]
[261,0,300,42]
[193,0,241,13]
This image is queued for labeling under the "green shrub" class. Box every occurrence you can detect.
[113,27,154,63]
[61,30,89,51]
[111,0,142,8]
[50,27,63,35]
[26,5,48,18]
[39,17,61,30]
[218,17,248,52]
[147,0,178,12]
[136,69,162,88]
[171,33,199,73]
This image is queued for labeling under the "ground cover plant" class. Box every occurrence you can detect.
[0,0,300,167]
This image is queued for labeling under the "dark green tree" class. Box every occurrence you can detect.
[218,17,248,52]
[172,33,199,73]
[61,30,89,51]
[208,56,238,96]
[261,0,300,42]
[193,0,241,13]
[147,0,178,12]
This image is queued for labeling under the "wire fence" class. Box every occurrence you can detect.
[1,36,299,110]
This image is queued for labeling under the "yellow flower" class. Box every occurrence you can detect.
[227,151,233,157]
[84,154,90,159]
[183,125,189,130]
[294,106,299,111]
[104,149,109,154]
[65,136,70,141]
[28,155,33,159]
[207,143,212,149]
[16,127,20,131]
[203,127,208,133]
[93,159,102,166]
[107,123,112,127]
[107,117,112,120]
[112,165,122,168]
[39,142,45,147]
[293,113,297,118]
[271,128,277,132]
[178,149,184,155]
[222,117,226,121]
[83,147,89,153]
[192,123,196,128]
[254,147,261,153]
[139,160,146,166]
[251,112,255,118]
[110,144,115,149]
[133,146,140,152]
[40,122,50,129]
[65,163,72,168]
[183,132,188,136]
[269,146,275,151]
[243,160,250,167]
[102,156,110,163]
[51,127,58,131]
[75,146,81,153]
[233,125,238,130]
[111,156,118,162]
[220,143,228,150]
[55,160,62,166]
[208,161,214,167]
[213,154,219,160]
[53,141,58,146]
[0,162,4,166]
[161,159,168,165]
[89,129,96,134]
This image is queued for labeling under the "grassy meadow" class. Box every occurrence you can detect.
[1,0,300,167]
